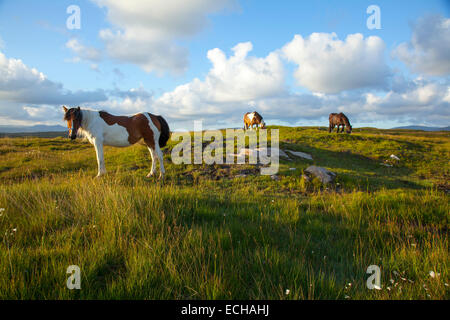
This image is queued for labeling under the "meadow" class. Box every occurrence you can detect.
[0,126,448,299]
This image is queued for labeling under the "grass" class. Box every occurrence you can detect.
[0,126,448,299]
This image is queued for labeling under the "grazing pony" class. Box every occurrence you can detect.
[244,111,266,130]
[329,113,352,133]
[63,106,170,178]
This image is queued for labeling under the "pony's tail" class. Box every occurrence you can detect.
[157,115,170,148]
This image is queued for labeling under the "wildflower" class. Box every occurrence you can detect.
[285,289,290,295]
[0,208,5,212]
[429,271,440,278]
[12,228,17,232]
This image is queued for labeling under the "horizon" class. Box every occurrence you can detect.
[0,0,449,130]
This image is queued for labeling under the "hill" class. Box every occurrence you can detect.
[392,125,450,131]
[0,124,66,133]
[0,127,448,299]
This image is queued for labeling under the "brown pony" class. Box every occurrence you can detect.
[244,111,266,130]
[329,113,352,133]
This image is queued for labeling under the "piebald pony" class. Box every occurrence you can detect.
[63,106,170,178]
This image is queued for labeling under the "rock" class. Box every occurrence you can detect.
[289,167,297,171]
[254,147,290,159]
[230,147,291,160]
[234,174,248,178]
[285,150,313,160]
[304,166,336,184]
[301,174,310,182]
[381,163,393,167]
[270,175,279,181]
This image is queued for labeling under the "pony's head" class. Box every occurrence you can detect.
[260,120,266,129]
[63,106,82,140]
[346,125,352,134]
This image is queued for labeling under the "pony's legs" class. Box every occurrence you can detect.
[94,140,106,177]
[329,124,333,133]
[146,147,156,177]
[155,144,165,179]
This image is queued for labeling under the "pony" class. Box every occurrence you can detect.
[63,106,170,178]
[329,112,352,133]
[244,111,266,130]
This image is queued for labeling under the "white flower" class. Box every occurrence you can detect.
[12,228,17,232]
[373,285,382,290]
[0,208,5,212]
[285,289,290,295]
[429,271,440,278]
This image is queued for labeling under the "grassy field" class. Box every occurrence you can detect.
[0,126,448,299]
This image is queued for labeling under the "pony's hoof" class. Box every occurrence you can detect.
[146,172,155,178]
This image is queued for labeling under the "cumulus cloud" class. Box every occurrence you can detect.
[393,14,450,76]
[253,78,449,127]
[0,51,107,124]
[91,86,154,115]
[65,38,102,62]
[154,41,285,121]
[0,51,106,105]
[92,0,237,74]
[282,32,391,94]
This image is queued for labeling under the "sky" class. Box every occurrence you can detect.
[0,0,449,130]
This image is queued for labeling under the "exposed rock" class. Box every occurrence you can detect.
[285,150,313,160]
[229,147,291,161]
[304,166,336,184]
[270,175,280,181]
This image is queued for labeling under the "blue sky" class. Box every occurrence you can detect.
[0,0,449,129]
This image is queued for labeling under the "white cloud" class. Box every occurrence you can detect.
[0,51,106,105]
[154,42,285,120]
[282,32,390,93]
[65,38,102,62]
[0,51,107,124]
[393,14,450,76]
[92,0,237,74]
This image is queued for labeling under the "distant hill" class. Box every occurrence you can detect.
[392,125,450,131]
[0,124,66,133]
